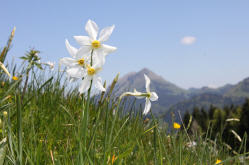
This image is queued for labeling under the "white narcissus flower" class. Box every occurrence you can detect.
[60,39,90,79]
[138,74,158,115]
[120,74,158,115]
[79,57,106,94]
[74,19,117,66]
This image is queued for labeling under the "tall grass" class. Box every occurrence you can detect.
[0,28,248,164]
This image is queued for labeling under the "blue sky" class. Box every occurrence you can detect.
[1,0,249,89]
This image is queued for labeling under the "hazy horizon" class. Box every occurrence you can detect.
[119,67,246,90]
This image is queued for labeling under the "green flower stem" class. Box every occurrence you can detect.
[79,50,94,163]
[21,62,32,103]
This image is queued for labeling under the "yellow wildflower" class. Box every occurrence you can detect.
[215,159,222,164]
[12,76,18,81]
[112,154,117,164]
[173,122,181,129]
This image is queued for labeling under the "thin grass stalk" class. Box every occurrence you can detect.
[153,124,157,164]
[16,94,22,165]
[156,126,170,163]
[156,129,163,165]
[179,133,182,165]
[150,112,157,165]
[103,100,109,164]
[137,139,147,164]
[7,108,15,164]
[178,111,200,163]
[104,98,122,164]
[87,104,103,151]
[21,63,32,103]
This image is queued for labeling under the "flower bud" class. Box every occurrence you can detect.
[3,111,7,118]
[0,119,2,128]
[1,81,5,87]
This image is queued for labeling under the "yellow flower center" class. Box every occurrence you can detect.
[91,40,101,49]
[87,67,96,76]
[77,58,85,66]
[147,92,151,98]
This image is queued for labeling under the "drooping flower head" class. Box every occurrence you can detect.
[74,20,117,66]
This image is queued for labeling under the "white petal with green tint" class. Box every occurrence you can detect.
[99,25,115,42]
[101,44,117,55]
[60,57,78,67]
[94,77,106,92]
[85,20,98,41]
[66,67,85,78]
[150,92,158,101]
[144,74,151,92]
[74,36,91,46]
[143,98,151,115]
[65,39,78,58]
[76,46,92,59]
[79,76,91,94]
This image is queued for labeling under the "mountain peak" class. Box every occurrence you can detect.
[136,68,166,82]
[138,68,153,75]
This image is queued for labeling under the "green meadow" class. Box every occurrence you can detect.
[0,27,248,165]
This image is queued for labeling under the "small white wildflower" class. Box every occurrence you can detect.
[120,74,158,115]
[186,141,197,148]
[44,61,55,70]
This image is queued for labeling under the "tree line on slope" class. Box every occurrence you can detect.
[183,98,249,153]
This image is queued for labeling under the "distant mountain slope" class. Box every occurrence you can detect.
[187,84,234,97]
[111,68,249,121]
[224,78,249,98]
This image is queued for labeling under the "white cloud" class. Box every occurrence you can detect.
[181,36,196,45]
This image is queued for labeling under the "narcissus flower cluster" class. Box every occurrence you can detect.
[60,20,117,93]
[60,20,159,115]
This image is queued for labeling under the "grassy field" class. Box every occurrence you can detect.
[0,28,248,165]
